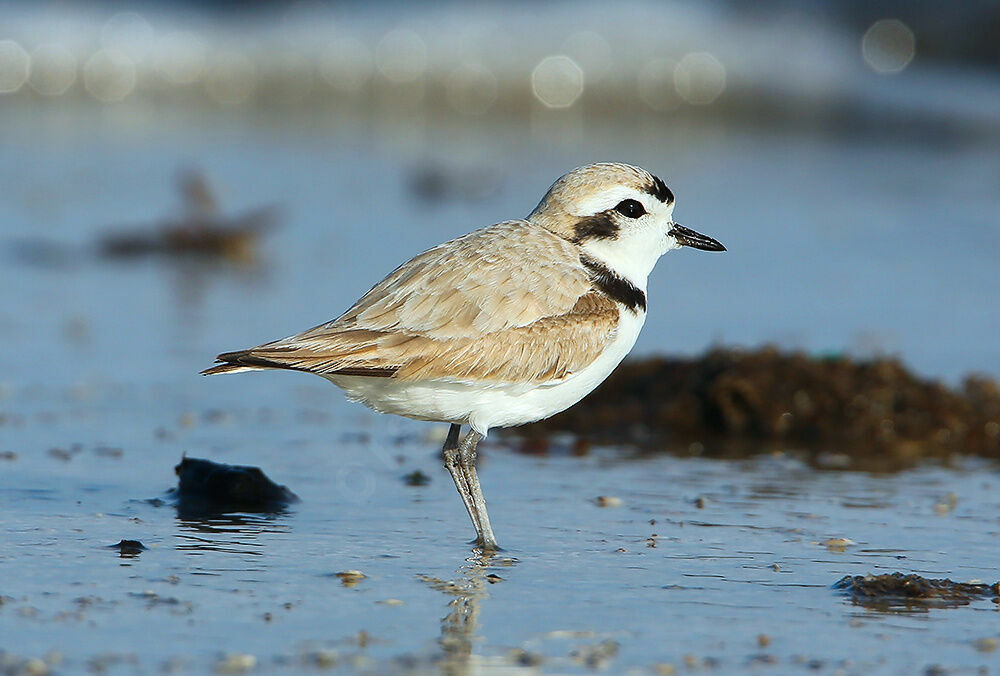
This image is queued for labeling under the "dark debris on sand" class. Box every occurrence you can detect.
[835,573,1000,610]
[402,469,432,486]
[108,539,147,557]
[519,347,1000,470]
[171,456,298,513]
[98,169,279,264]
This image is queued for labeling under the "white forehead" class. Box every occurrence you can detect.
[567,185,672,218]
[567,185,645,216]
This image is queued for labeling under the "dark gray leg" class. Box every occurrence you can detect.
[442,424,481,537]
[458,430,498,551]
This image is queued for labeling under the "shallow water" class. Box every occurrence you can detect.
[2,107,998,387]
[2,380,1000,673]
[2,64,1000,674]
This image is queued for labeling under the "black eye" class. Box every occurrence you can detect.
[614,199,645,219]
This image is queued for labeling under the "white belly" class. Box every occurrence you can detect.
[324,311,645,435]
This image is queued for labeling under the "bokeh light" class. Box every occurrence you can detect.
[674,52,726,105]
[83,49,137,103]
[531,55,583,109]
[100,12,154,61]
[0,40,30,94]
[29,43,78,96]
[862,19,916,74]
[375,29,427,84]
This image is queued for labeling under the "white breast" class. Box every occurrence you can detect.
[326,308,646,435]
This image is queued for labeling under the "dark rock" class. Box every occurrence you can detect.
[109,539,147,557]
[172,456,299,513]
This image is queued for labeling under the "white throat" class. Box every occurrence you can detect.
[577,227,674,291]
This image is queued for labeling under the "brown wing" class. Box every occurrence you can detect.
[204,221,619,384]
[334,220,590,336]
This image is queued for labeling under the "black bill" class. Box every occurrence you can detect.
[669,224,726,252]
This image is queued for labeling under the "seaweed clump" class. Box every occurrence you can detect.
[99,169,278,264]
[834,573,1000,610]
[519,347,1000,469]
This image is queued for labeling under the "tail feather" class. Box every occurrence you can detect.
[201,362,259,376]
[201,349,267,375]
[201,348,397,378]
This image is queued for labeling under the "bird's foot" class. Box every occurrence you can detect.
[470,536,502,553]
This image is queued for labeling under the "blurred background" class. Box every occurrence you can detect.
[2,0,998,390]
[3,3,1000,673]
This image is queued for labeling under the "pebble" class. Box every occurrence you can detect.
[933,493,958,515]
[307,650,338,668]
[822,537,855,551]
[973,637,998,653]
[24,659,48,676]
[570,639,619,669]
[335,570,366,587]
[594,495,623,507]
[214,653,257,674]
[508,649,544,667]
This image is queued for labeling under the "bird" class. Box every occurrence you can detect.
[202,162,725,551]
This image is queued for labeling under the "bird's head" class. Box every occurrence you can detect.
[528,162,725,285]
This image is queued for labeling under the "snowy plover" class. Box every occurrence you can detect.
[203,162,725,550]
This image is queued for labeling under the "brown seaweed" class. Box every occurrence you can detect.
[518,347,1000,470]
[834,572,1000,611]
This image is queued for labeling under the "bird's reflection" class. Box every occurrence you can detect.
[420,552,517,675]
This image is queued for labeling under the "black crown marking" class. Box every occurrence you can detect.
[646,175,674,204]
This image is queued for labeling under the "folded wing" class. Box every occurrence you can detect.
[203,221,619,384]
